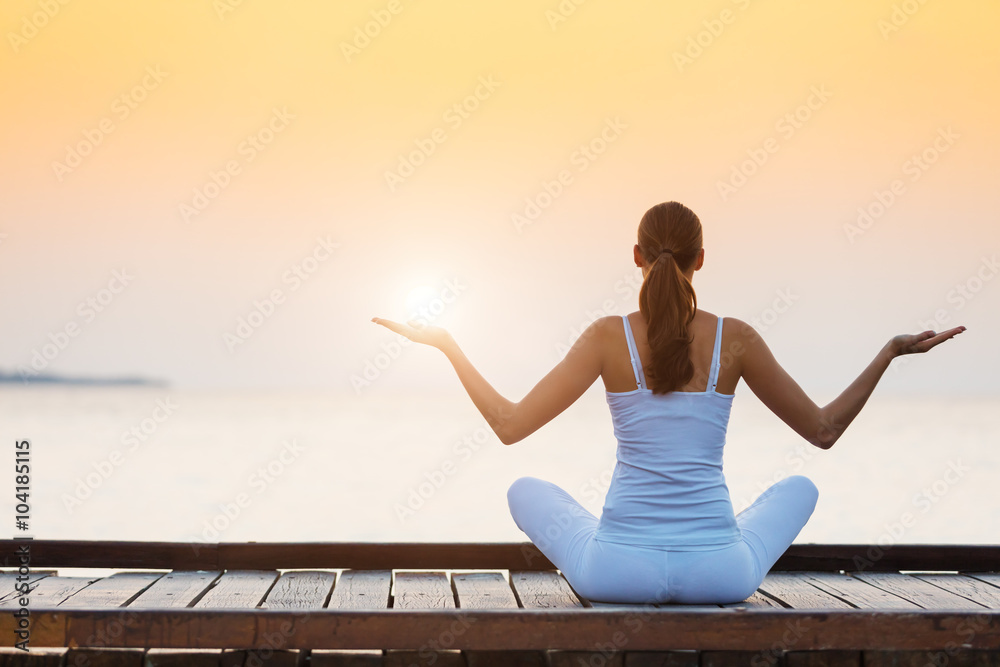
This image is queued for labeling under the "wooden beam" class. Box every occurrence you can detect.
[0,609,997,651]
[5,541,1000,572]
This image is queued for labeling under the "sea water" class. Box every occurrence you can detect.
[1,385,997,546]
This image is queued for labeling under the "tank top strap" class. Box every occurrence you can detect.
[621,315,646,390]
[707,316,724,392]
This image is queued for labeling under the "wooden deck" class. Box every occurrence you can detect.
[1,541,999,666]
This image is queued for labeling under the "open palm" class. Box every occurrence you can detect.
[892,326,966,356]
[371,317,452,349]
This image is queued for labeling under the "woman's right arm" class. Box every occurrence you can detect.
[735,319,966,449]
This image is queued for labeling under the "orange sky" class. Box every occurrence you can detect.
[1,0,998,394]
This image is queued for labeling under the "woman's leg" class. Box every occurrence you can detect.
[664,475,819,604]
[735,474,819,582]
[506,476,599,575]
[507,476,669,603]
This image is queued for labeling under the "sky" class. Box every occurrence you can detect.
[1,0,998,398]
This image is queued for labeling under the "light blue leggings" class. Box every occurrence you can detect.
[507,474,819,604]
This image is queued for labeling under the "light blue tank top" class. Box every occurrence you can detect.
[596,314,742,550]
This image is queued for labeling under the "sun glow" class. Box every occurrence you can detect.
[404,284,439,321]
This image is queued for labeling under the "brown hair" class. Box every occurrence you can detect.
[636,201,703,394]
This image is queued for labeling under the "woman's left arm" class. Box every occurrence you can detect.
[371,317,606,445]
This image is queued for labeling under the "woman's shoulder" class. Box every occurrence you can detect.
[588,311,758,340]
[693,312,763,352]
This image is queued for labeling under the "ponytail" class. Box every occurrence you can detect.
[636,202,703,395]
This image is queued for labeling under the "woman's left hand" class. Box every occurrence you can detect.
[371,317,453,350]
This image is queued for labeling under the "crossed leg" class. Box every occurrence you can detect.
[507,473,819,604]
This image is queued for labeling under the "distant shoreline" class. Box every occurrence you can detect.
[0,372,167,386]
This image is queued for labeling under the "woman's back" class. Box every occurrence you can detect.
[597,312,742,549]
[600,309,739,395]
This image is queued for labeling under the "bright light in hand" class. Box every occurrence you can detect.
[404,284,439,322]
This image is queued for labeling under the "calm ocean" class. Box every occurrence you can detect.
[2,385,997,547]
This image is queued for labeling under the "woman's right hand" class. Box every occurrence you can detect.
[890,326,966,357]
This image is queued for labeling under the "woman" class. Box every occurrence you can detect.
[371,201,966,604]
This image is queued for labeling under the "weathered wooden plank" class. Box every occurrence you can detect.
[757,573,854,609]
[456,573,539,665]
[241,649,301,666]
[622,651,700,666]
[0,576,100,608]
[128,571,220,608]
[0,540,556,571]
[918,573,1000,608]
[309,649,384,666]
[799,572,920,609]
[220,649,249,667]
[549,651,622,667]
[702,651,774,667]
[863,649,1000,666]
[466,649,548,666]
[785,651,862,666]
[0,541,222,570]
[966,573,1000,589]
[0,571,53,589]
[328,570,392,609]
[63,647,144,666]
[6,540,1000,572]
[263,570,336,609]
[3,608,1000,651]
[384,649,463,667]
[509,570,583,608]
[195,570,278,609]
[60,573,163,609]
[721,591,784,609]
[852,573,987,610]
[452,572,518,609]
[392,572,454,609]
[0,571,52,605]
[144,648,224,667]
[0,647,67,666]
[387,572,460,667]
